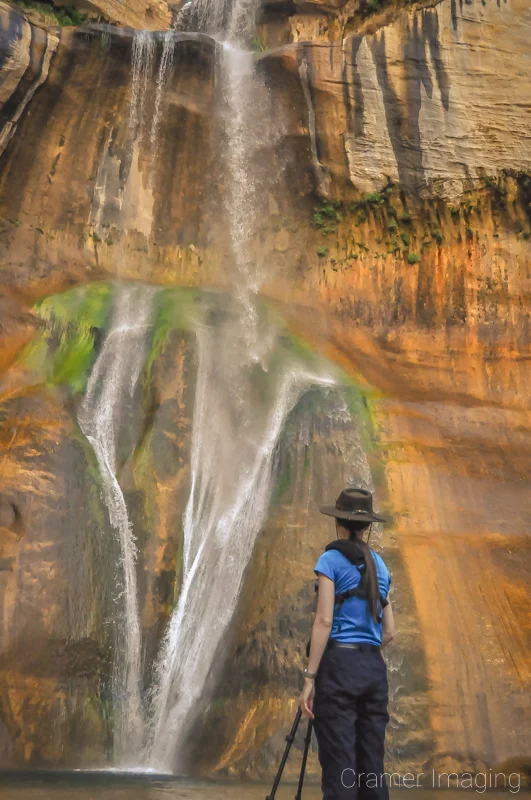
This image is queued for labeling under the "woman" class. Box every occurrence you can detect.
[299,487,395,800]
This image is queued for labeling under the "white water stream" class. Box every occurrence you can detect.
[80,31,174,760]
[78,286,154,759]
[151,32,175,153]
[148,315,335,768]
[146,0,297,770]
[129,31,156,142]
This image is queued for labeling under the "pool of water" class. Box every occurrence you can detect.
[0,774,527,800]
[0,773,307,800]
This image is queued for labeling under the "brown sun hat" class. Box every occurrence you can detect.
[320,487,386,523]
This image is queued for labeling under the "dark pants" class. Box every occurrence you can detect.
[313,645,390,800]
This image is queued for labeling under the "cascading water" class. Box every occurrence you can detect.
[80,30,174,762]
[84,0,384,772]
[131,29,175,169]
[183,0,259,39]
[148,310,336,768]
[145,0,313,771]
[150,32,175,153]
[129,31,156,143]
[78,285,154,759]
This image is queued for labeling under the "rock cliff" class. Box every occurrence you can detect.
[0,0,530,783]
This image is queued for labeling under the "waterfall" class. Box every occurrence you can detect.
[150,32,175,153]
[221,44,260,290]
[81,30,174,762]
[131,29,174,169]
[144,0,307,772]
[185,0,259,40]
[148,315,335,769]
[129,31,156,142]
[78,285,154,759]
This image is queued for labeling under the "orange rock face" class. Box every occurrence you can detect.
[0,0,529,781]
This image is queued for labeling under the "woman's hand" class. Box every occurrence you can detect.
[299,678,315,719]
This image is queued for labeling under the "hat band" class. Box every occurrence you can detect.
[336,507,372,514]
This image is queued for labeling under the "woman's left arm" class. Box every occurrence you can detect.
[299,573,335,718]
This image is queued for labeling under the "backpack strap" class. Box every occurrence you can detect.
[334,577,388,625]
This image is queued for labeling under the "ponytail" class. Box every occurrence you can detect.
[341,520,381,623]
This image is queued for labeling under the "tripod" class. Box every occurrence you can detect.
[265,707,314,799]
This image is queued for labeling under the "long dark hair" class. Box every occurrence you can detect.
[339,520,381,623]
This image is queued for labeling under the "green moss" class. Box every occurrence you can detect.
[432,229,443,245]
[144,287,200,379]
[11,0,89,24]
[317,246,328,258]
[363,192,383,205]
[313,202,343,233]
[21,282,113,393]
[407,252,420,265]
[36,282,110,327]
[400,231,410,247]
[51,334,96,390]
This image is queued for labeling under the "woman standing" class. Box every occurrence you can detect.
[299,488,396,800]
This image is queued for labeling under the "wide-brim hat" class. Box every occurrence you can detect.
[320,487,386,523]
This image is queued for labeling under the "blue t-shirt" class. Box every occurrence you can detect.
[314,548,391,645]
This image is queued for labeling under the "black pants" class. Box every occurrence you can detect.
[313,645,390,800]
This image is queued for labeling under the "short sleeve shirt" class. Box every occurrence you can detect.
[314,548,391,645]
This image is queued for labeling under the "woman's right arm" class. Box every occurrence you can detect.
[299,573,335,719]
[381,599,395,648]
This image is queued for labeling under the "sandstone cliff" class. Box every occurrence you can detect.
[0,0,529,782]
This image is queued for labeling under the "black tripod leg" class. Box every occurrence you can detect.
[294,718,313,800]
[265,708,302,800]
